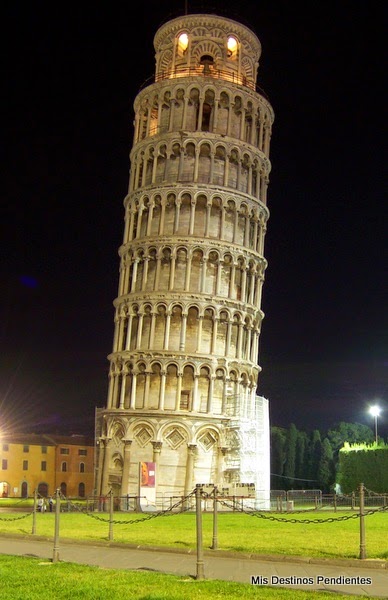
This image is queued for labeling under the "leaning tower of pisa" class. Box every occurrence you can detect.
[96,11,273,508]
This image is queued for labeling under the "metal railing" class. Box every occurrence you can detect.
[139,67,270,100]
[270,490,388,511]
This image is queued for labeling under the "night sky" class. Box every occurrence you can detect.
[2,2,387,438]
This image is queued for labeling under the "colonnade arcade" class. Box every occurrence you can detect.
[129,137,270,202]
[123,190,268,253]
[112,299,262,359]
[119,244,266,307]
[107,355,257,418]
[133,82,273,158]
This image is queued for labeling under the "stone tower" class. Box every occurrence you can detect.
[96,11,273,508]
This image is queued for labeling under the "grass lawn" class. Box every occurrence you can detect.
[0,554,373,600]
[0,509,386,560]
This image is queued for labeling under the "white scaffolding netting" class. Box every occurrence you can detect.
[224,396,270,509]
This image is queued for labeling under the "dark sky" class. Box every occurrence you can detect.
[1,1,387,438]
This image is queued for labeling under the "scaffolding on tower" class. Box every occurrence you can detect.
[223,395,270,509]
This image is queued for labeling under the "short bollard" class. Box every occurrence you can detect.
[53,488,60,563]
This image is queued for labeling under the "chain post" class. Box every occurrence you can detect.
[109,488,114,542]
[52,488,60,563]
[211,485,218,550]
[31,489,37,535]
[195,484,205,579]
[359,482,366,559]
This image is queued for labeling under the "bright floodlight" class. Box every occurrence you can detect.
[369,405,381,443]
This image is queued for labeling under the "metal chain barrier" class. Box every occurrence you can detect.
[0,512,33,522]
[216,495,387,524]
[364,486,387,497]
[58,490,196,525]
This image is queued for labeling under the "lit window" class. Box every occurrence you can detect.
[227,36,237,57]
[178,33,188,53]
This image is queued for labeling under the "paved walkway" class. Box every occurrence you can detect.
[0,536,387,598]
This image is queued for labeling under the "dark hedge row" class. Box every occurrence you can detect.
[338,444,388,493]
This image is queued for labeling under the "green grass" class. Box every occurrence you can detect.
[0,498,35,508]
[0,509,387,560]
[0,554,372,600]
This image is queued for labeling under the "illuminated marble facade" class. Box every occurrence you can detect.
[96,12,273,507]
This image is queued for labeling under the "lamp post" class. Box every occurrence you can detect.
[369,406,381,444]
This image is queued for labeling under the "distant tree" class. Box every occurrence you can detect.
[270,420,376,493]
[270,426,287,489]
[308,429,322,487]
[317,437,335,492]
[283,423,298,489]
[327,422,374,455]
[294,430,309,489]
[327,422,374,485]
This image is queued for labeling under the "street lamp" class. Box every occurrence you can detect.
[369,405,381,444]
